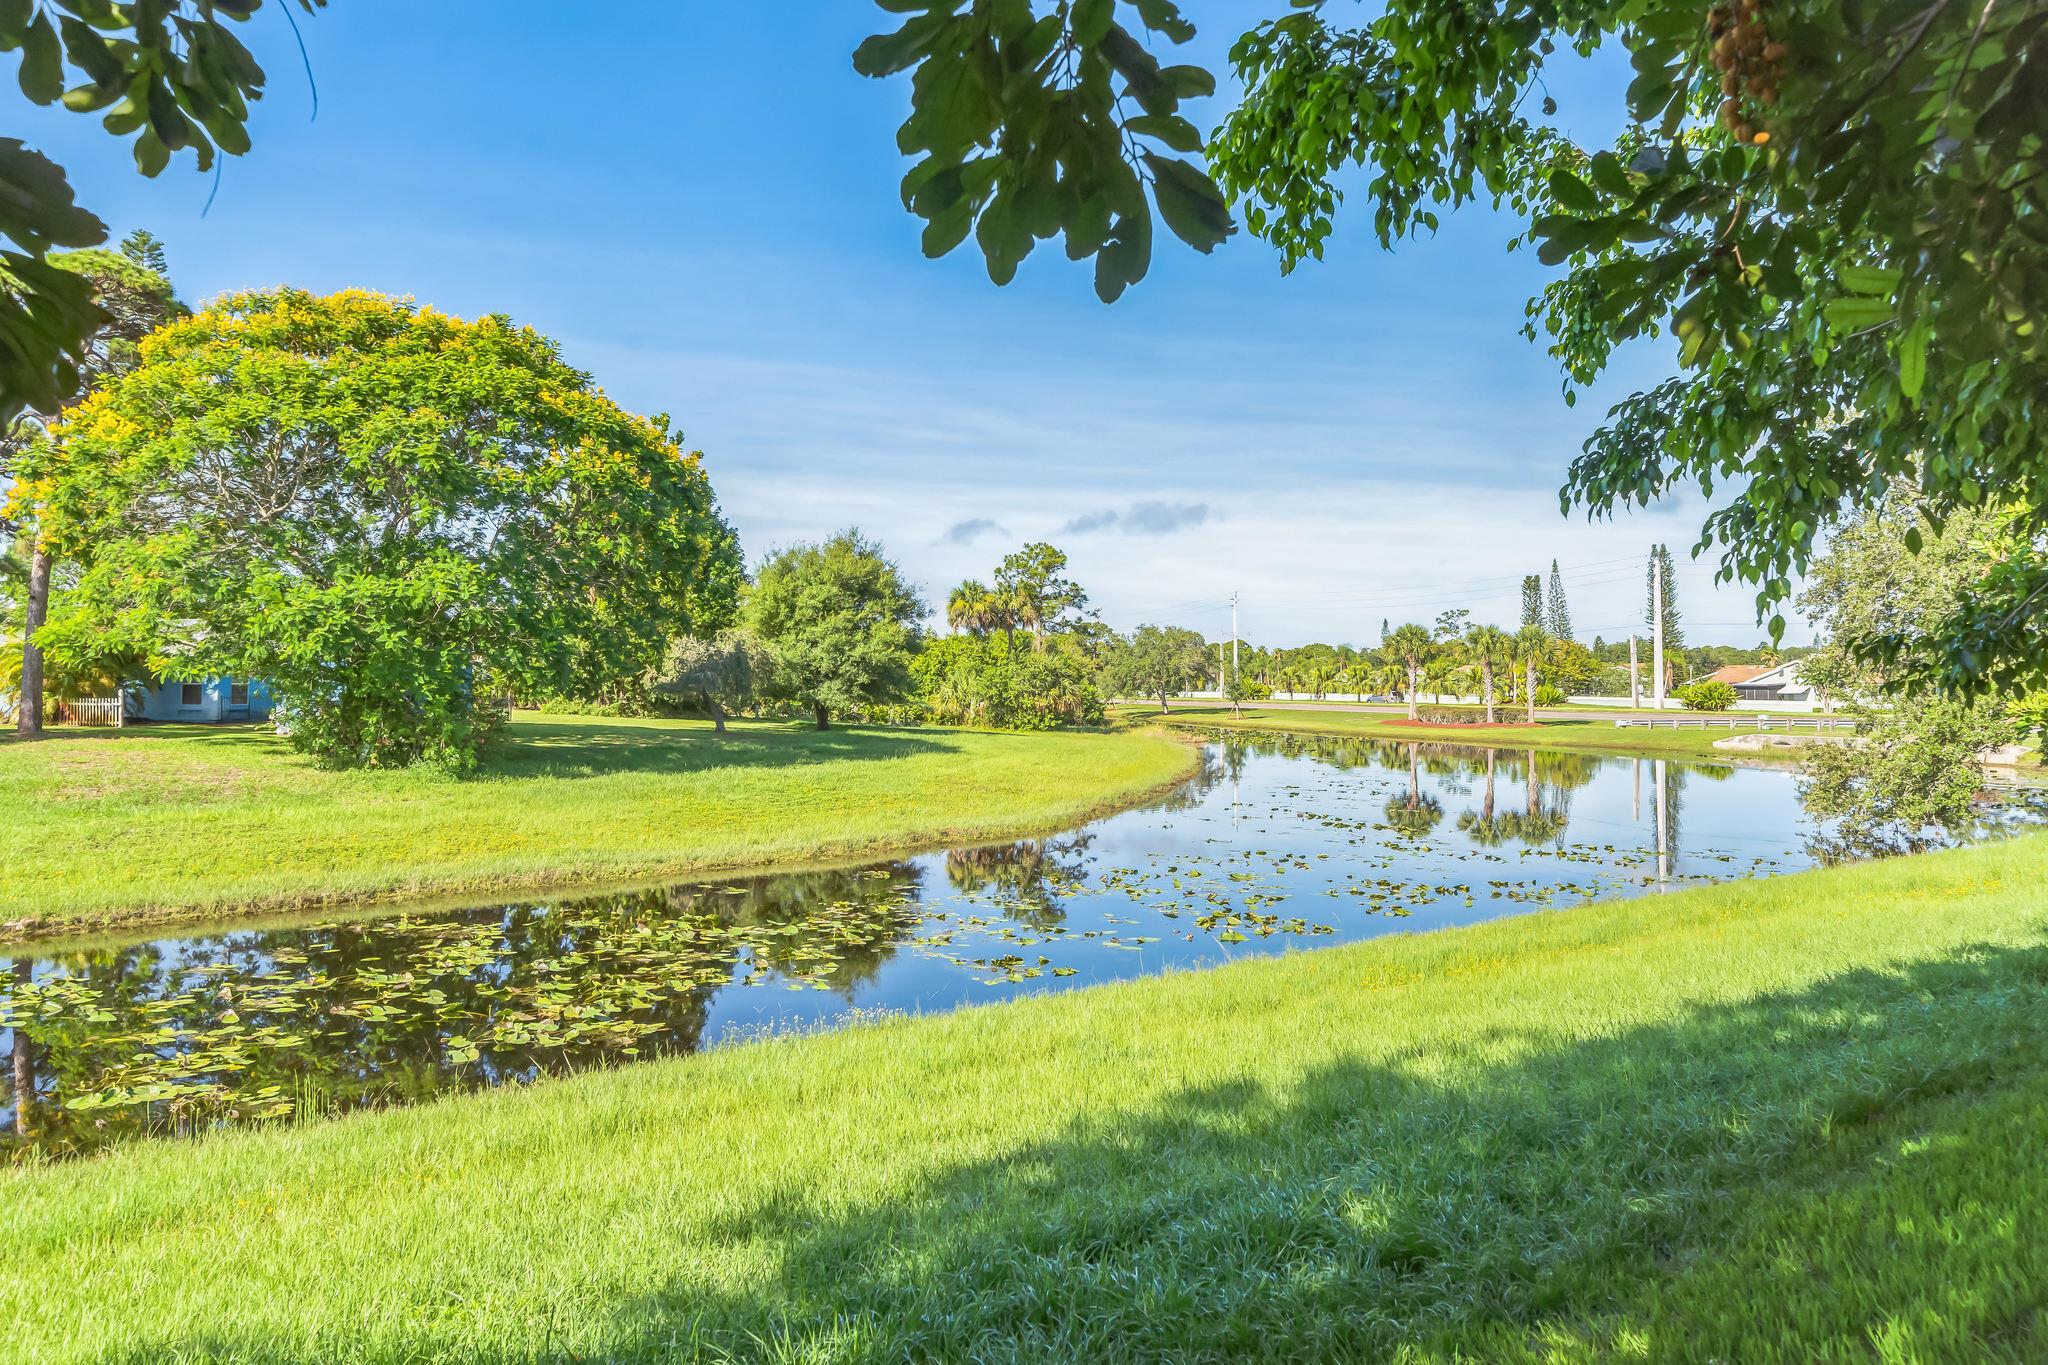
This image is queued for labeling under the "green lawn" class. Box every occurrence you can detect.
[0,714,1196,937]
[1120,702,1766,761]
[9,831,2047,1362]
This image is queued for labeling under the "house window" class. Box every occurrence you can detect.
[229,682,249,706]
[180,683,203,706]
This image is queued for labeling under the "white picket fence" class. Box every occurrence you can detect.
[59,696,125,728]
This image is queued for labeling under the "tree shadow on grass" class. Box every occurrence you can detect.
[0,721,278,746]
[488,721,958,781]
[6,722,965,781]
[105,936,2048,1364]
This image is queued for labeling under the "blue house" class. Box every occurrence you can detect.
[131,677,276,724]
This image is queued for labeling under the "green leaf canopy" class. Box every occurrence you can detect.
[15,288,741,767]
[744,529,925,728]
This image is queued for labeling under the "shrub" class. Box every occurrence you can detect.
[538,698,622,717]
[913,633,1104,730]
[1534,684,1568,706]
[1676,680,1737,711]
[534,694,686,720]
[1415,705,1492,725]
[1590,665,1634,696]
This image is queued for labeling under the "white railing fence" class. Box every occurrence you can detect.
[58,696,125,728]
[1611,714,1856,731]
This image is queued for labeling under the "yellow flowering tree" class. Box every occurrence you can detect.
[11,288,741,768]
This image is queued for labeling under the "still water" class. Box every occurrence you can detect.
[0,733,2004,1157]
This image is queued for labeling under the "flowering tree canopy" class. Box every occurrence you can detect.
[11,288,741,767]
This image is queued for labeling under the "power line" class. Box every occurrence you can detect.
[1243,566,1720,610]
[1236,553,1650,602]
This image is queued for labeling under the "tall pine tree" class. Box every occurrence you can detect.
[1645,545,1685,686]
[1545,559,1572,640]
[118,228,167,276]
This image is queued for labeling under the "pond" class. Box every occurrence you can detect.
[2,733,2032,1158]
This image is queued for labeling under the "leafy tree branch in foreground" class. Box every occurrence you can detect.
[860,0,2048,695]
[0,2,324,424]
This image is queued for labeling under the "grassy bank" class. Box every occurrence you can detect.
[1123,701,1766,761]
[10,832,2048,1362]
[0,715,1196,938]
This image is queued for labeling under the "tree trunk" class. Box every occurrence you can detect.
[16,542,50,738]
[1525,659,1537,723]
[1157,690,1171,714]
[813,704,829,731]
[1406,663,1419,721]
[1482,662,1496,724]
[708,699,727,735]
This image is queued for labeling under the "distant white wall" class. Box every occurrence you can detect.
[1568,694,1827,713]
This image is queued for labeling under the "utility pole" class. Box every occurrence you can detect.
[1629,635,1641,709]
[1230,591,1239,684]
[1651,554,1666,711]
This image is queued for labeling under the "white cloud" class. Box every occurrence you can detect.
[570,327,1799,650]
[713,468,1796,648]
[939,517,1005,545]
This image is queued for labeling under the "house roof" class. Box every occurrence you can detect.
[1702,664,1775,685]
[1735,660,1810,689]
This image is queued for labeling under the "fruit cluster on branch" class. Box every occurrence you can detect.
[1708,0,1788,145]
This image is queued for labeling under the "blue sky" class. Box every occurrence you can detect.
[16,1,1792,647]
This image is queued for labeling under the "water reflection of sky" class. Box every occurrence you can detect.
[0,736,1977,1158]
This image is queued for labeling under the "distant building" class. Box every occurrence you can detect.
[1695,664,1775,689]
[130,677,275,723]
[1725,660,1814,704]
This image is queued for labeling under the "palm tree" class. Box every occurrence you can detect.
[1369,654,1407,703]
[1422,653,1460,703]
[1384,623,1434,721]
[946,580,1005,637]
[1463,624,1511,723]
[1513,625,1548,723]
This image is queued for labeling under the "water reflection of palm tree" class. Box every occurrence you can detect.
[1456,749,1517,847]
[1508,748,1571,845]
[1384,743,1446,836]
[1532,749,1600,808]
